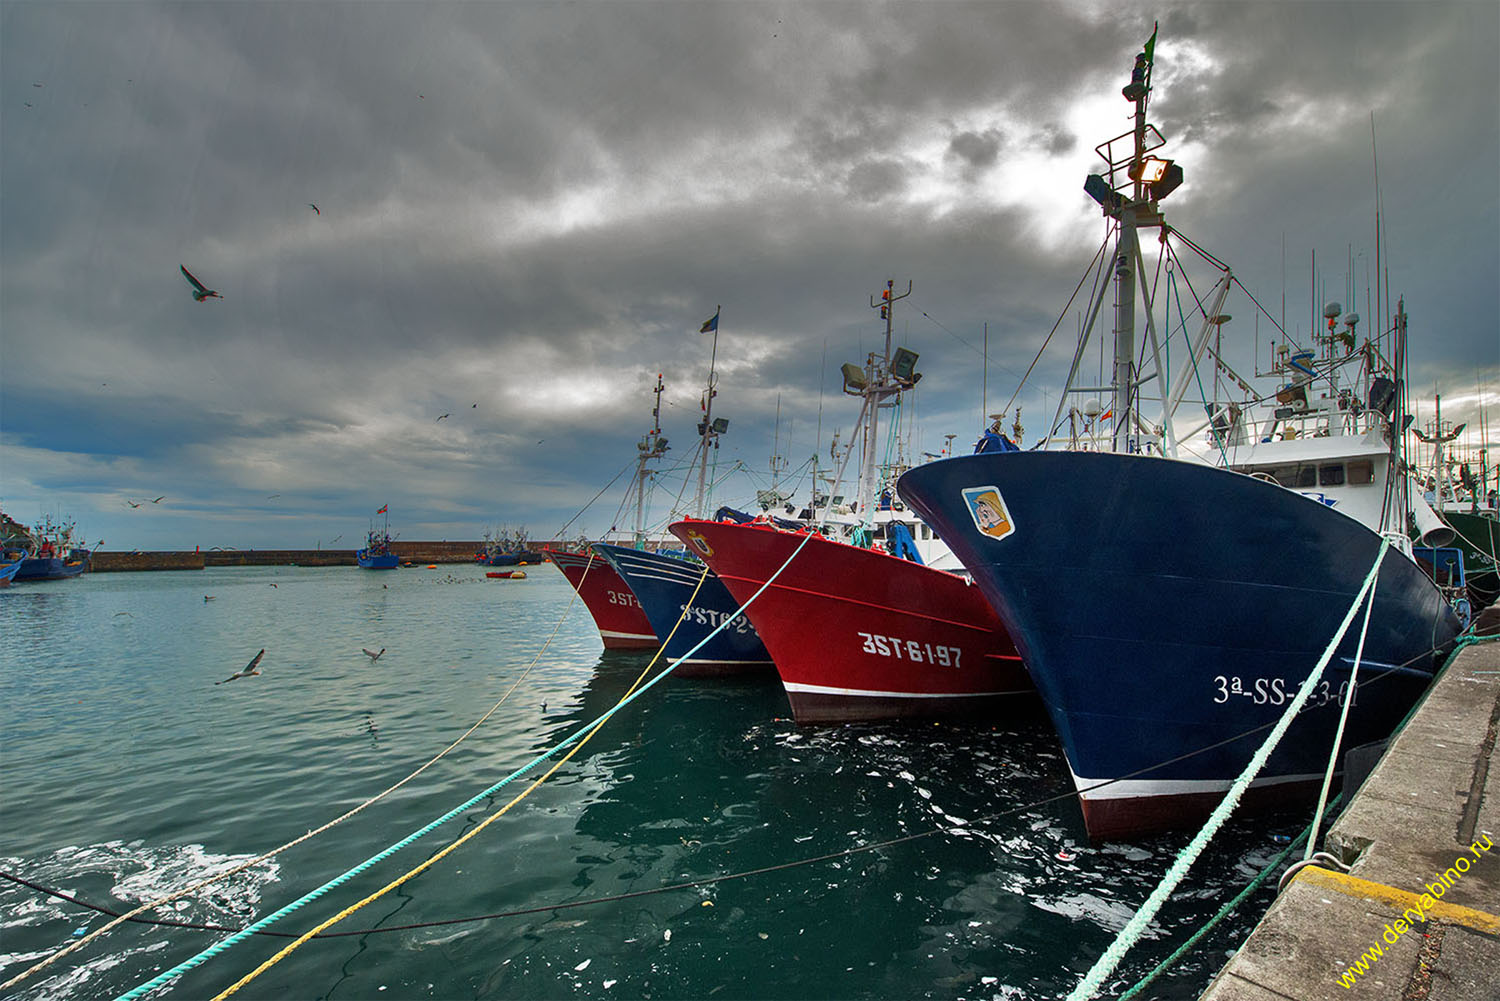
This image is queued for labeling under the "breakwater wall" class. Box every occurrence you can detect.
[90,541,507,572]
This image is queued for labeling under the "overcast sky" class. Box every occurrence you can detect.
[2,1,1496,551]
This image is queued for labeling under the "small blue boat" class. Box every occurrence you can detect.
[0,552,24,587]
[356,507,399,570]
[592,542,774,677]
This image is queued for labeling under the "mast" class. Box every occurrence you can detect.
[1111,42,1152,453]
[633,372,669,547]
[693,308,725,518]
[1058,25,1190,456]
[767,394,788,505]
[858,279,913,514]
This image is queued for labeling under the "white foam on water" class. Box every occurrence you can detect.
[0,840,280,1001]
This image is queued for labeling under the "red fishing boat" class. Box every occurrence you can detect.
[670,517,1030,722]
[664,281,1031,722]
[544,374,673,651]
[544,547,658,649]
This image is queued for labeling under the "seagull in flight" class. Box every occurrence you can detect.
[436,413,450,422]
[150,496,164,504]
[362,647,385,662]
[216,649,265,684]
[180,265,222,301]
[308,203,320,215]
[125,500,141,508]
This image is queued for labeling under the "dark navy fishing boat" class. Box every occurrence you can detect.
[898,38,1462,840]
[593,541,773,677]
[12,516,90,582]
[589,315,775,677]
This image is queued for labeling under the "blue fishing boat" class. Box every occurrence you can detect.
[593,542,773,677]
[897,36,1462,840]
[476,526,545,566]
[0,552,23,587]
[356,506,399,570]
[12,516,90,581]
[590,312,773,677]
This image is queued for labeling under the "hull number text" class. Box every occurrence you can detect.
[679,604,757,635]
[1212,675,1356,708]
[858,631,962,668]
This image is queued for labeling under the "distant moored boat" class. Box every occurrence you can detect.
[357,506,399,570]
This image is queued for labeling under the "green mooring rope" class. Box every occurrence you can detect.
[1065,537,1390,1000]
[1118,799,1327,999]
[116,531,819,1001]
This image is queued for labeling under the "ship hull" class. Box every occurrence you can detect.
[544,547,659,650]
[669,520,1031,722]
[1441,511,1499,609]
[355,550,399,569]
[898,450,1460,840]
[593,543,774,677]
[14,554,90,581]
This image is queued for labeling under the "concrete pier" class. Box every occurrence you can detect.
[1199,625,1499,1000]
[88,541,507,572]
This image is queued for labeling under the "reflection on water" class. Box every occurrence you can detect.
[0,563,1298,999]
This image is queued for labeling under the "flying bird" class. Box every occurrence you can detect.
[266,494,281,500]
[180,265,222,301]
[362,647,385,662]
[308,203,320,215]
[268,583,278,588]
[216,649,265,684]
[436,413,450,422]
[204,595,215,601]
[150,496,164,503]
[125,500,141,508]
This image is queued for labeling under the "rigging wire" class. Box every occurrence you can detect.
[998,236,1112,420]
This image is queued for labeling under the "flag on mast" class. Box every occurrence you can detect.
[376,504,388,514]
[699,307,720,334]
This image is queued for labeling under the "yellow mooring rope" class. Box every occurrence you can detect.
[3,575,586,996]
[208,561,713,1000]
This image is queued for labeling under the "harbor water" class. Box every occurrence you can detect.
[1,563,1302,1000]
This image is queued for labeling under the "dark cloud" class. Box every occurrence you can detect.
[2,1,1495,549]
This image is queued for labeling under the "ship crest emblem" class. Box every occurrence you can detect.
[685,530,714,558]
[961,486,1015,541]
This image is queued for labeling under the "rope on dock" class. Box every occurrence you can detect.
[114,531,816,1001]
[1064,537,1391,1001]
[1117,797,1330,1000]
[1303,558,1381,859]
[3,584,585,996]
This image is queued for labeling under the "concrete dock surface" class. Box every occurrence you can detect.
[1199,622,1499,1000]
